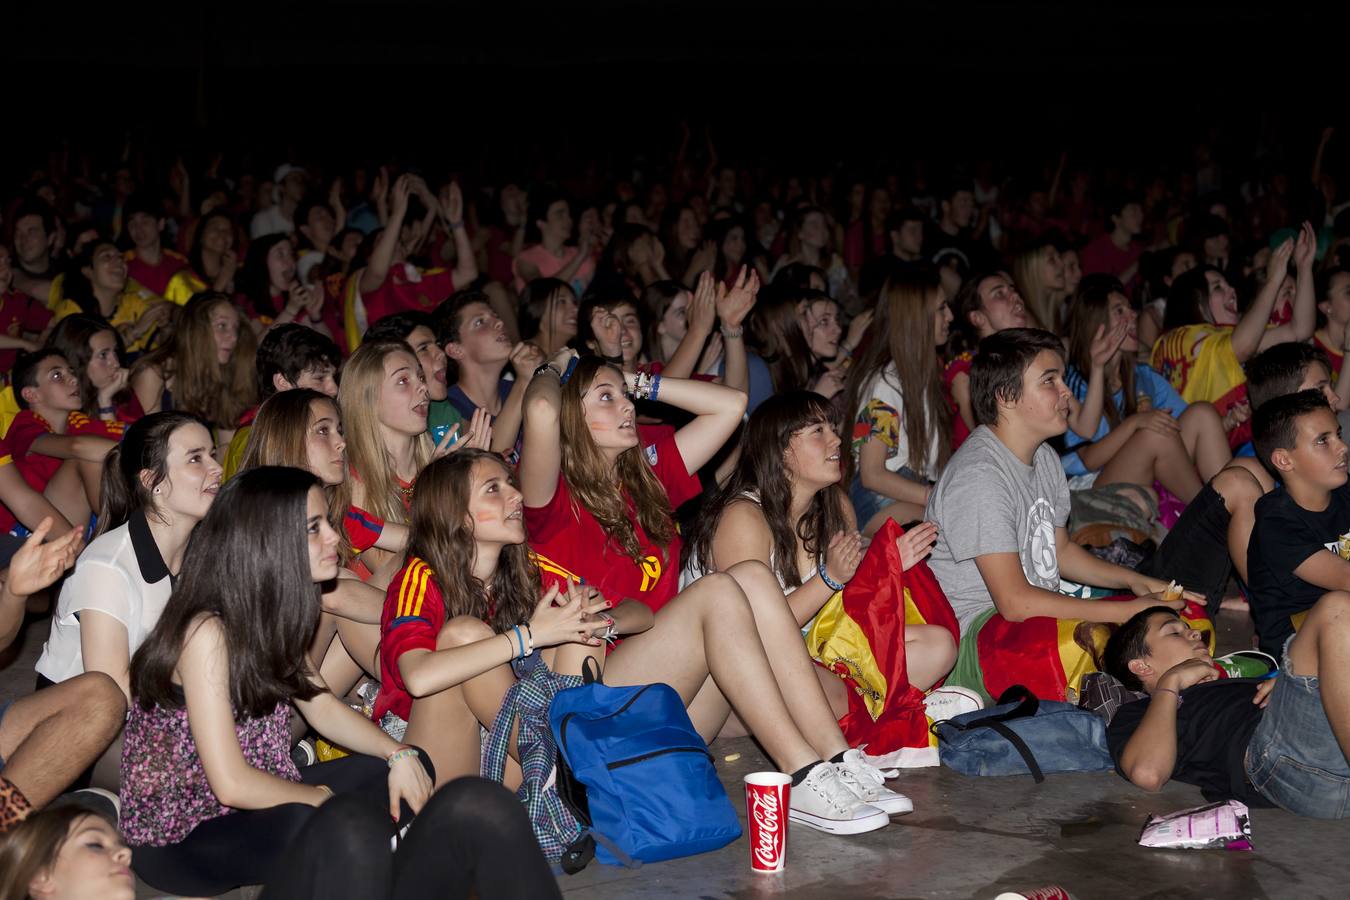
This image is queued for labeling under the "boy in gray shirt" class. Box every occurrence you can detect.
[925,329,1187,696]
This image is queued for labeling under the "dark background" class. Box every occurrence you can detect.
[3,2,1343,183]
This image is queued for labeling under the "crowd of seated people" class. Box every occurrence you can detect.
[3,123,1350,898]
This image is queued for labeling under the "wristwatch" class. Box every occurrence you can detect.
[533,361,562,379]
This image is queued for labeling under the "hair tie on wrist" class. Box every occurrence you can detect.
[818,560,845,593]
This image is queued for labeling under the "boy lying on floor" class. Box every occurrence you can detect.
[1103,599,1350,818]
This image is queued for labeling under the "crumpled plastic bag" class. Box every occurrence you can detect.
[1138,800,1252,851]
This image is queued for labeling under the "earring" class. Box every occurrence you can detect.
[153,488,160,494]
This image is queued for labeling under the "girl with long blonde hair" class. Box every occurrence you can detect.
[1012,240,1068,334]
[337,339,489,581]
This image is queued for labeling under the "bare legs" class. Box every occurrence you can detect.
[904,624,958,691]
[44,461,90,528]
[863,500,926,539]
[1098,402,1231,505]
[0,672,124,808]
[1212,460,1273,584]
[1177,402,1232,483]
[1099,423,1203,503]
[403,617,516,788]
[315,616,382,698]
[1288,591,1350,762]
[603,565,836,773]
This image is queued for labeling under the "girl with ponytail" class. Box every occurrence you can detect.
[36,412,222,704]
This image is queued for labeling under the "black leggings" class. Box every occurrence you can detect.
[131,751,434,896]
[260,777,563,900]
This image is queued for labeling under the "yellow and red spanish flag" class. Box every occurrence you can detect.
[806,519,959,767]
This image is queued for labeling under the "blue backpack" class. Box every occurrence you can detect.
[549,659,742,865]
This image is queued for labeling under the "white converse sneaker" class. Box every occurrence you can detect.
[834,749,914,815]
[788,762,890,835]
[923,685,984,723]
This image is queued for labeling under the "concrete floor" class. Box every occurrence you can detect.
[4,604,1347,900]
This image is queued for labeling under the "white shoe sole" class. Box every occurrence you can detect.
[788,806,889,835]
[865,796,914,816]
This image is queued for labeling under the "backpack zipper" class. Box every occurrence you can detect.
[558,684,656,758]
[606,746,713,770]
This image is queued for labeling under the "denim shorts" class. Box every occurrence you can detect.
[1245,635,1350,818]
[849,468,925,526]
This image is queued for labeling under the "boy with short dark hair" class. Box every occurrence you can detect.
[1245,341,1335,412]
[122,193,188,297]
[926,328,1183,700]
[1246,389,1350,656]
[221,324,341,477]
[7,350,115,527]
[1104,601,1350,818]
[436,291,542,456]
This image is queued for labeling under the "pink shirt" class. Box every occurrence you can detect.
[512,244,595,294]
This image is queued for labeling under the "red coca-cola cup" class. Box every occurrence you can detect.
[743,772,791,873]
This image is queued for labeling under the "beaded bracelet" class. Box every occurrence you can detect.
[720,324,744,339]
[386,747,420,768]
[818,560,845,593]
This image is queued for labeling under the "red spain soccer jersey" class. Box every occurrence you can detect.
[67,411,126,439]
[362,264,456,325]
[5,410,62,493]
[374,556,447,722]
[125,249,188,297]
[524,432,701,614]
[0,290,53,374]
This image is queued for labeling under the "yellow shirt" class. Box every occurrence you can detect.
[222,423,252,481]
[53,279,162,354]
[163,270,207,306]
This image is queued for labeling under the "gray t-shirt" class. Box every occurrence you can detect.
[924,425,1071,634]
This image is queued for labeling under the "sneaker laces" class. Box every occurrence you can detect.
[836,754,887,796]
[807,763,858,814]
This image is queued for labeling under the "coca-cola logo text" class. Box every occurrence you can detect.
[750,790,783,867]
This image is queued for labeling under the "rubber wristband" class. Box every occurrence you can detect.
[818,560,845,593]
[560,355,578,385]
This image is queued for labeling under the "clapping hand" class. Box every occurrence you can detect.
[3,518,83,599]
